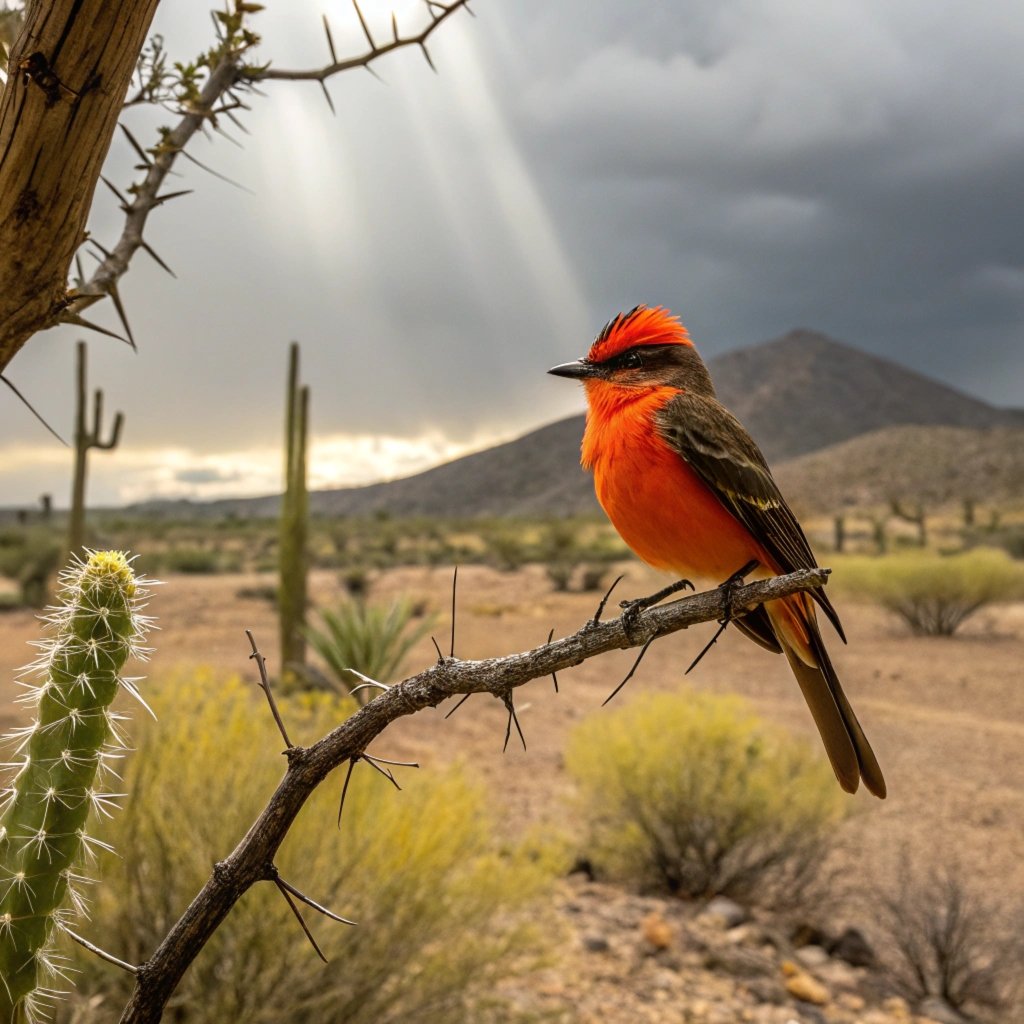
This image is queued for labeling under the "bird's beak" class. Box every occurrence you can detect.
[547,359,602,380]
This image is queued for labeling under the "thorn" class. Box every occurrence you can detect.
[431,636,444,663]
[547,628,559,693]
[246,629,293,748]
[590,574,624,626]
[337,757,357,828]
[88,238,114,260]
[352,0,375,48]
[140,240,176,278]
[1,376,68,446]
[322,13,338,63]
[501,691,526,752]
[223,108,251,136]
[151,189,194,207]
[274,878,328,963]
[449,565,458,658]
[391,11,399,41]
[419,41,437,72]
[74,253,86,289]
[443,693,471,719]
[179,149,254,193]
[118,122,153,167]
[61,927,138,974]
[100,175,130,210]
[685,620,728,675]
[603,635,655,706]
[363,63,385,84]
[58,312,128,346]
[318,79,335,115]
[105,281,136,351]
[273,871,356,926]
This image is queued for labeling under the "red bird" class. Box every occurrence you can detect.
[550,306,885,797]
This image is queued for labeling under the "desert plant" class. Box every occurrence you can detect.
[64,672,556,1024]
[579,563,610,592]
[0,550,151,1022]
[874,859,1024,1020]
[0,528,62,607]
[306,599,437,704]
[279,341,310,679]
[545,562,574,592]
[837,548,1024,636]
[68,342,125,558]
[565,691,847,908]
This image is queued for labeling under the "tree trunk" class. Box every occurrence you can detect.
[0,0,161,373]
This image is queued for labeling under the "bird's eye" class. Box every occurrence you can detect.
[622,351,643,369]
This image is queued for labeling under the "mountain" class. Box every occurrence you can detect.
[130,331,1024,519]
[708,329,1023,462]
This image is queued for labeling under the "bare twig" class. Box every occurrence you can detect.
[116,569,830,1024]
[245,629,293,749]
[62,927,138,975]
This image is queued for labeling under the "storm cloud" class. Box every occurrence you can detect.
[1,0,1022,505]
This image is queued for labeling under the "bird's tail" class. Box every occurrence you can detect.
[767,595,886,798]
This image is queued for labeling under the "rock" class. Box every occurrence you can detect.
[882,995,912,1018]
[780,959,801,978]
[783,970,830,1005]
[743,978,787,1006]
[582,933,610,953]
[702,896,749,929]
[837,992,866,1012]
[827,926,876,968]
[641,911,673,950]
[795,945,830,968]
[704,945,775,978]
[916,996,970,1024]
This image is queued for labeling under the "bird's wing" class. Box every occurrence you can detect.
[654,391,845,641]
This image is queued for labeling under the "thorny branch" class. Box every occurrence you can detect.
[65,0,472,346]
[115,568,829,1024]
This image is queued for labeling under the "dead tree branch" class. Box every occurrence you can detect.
[117,567,828,1023]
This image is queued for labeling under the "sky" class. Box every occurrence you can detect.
[2,0,1023,508]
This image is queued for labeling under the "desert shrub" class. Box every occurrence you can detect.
[579,563,609,592]
[341,565,371,598]
[545,561,574,592]
[874,859,1024,1021]
[836,548,1024,636]
[157,546,225,574]
[306,598,436,703]
[565,691,847,908]
[0,527,61,606]
[63,673,556,1024]
[485,529,528,572]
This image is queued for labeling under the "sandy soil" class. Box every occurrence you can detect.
[3,561,1021,908]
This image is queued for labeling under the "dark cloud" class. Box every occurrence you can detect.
[2,0,1022,504]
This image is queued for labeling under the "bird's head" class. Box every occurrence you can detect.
[548,305,713,395]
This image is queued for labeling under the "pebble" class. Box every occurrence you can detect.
[783,969,830,1005]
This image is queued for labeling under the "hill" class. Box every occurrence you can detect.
[130,331,1024,519]
[775,424,1024,514]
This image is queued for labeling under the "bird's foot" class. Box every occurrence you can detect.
[685,559,760,674]
[618,577,695,642]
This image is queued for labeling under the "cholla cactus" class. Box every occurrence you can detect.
[0,551,153,1022]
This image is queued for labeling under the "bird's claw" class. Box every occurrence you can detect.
[617,577,695,642]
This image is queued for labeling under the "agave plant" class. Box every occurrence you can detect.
[305,598,436,704]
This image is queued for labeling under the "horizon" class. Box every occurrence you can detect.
[5,326,1021,513]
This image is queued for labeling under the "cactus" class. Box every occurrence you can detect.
[279,341,309,679]
[0,551,152,1022]
[68,341,125,558]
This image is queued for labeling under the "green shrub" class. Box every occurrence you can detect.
[306,598,436,703]
[0,527,61,607]
[565,691,847,908]
[63,672,556,1024]
[545,562,574,592]
[836,548,1024,636]
[158,546,225,574]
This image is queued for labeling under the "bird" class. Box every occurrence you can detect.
[548,305,885,798]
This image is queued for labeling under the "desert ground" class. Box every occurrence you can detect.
[1,561,1021,1022]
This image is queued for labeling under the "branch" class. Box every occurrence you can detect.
[251,0,471,84]
[117,568,828,1023]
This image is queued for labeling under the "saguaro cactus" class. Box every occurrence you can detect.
[0,550,151,1022]
[68,341,124,557]
[279,341,310,679]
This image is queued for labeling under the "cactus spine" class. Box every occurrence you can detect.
[68,341,125,558]
[0,551,151,1022]
[279,341,310,679]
